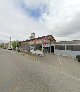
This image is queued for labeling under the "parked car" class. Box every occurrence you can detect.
[3,47,6,49]
[76,55,80,62]
[30,50,43,56]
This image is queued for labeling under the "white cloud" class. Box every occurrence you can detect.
[0,0,80,42]
[43,0,80,41]
[20,0,49,8]
[0,0,45,42]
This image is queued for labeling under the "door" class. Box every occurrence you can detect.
[51,46,54,53]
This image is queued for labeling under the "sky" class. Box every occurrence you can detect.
[0,0,80,42]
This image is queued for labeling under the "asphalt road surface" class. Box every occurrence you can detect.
[0,49,80,92]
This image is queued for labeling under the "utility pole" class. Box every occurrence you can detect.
[10,37,11,48]
[42,44,43,56]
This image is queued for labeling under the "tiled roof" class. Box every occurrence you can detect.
[56,40,80,44]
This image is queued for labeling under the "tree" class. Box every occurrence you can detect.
[12,41,19,50]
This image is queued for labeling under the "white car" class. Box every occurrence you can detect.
[30,50,43,56]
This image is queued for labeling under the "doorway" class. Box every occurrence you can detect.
[51,46,54,53]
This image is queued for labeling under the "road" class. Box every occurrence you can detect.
[0,49,80,92]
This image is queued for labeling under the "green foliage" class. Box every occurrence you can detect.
[0,43,4,48]
[12,41,16,50]
[12,41,19,50]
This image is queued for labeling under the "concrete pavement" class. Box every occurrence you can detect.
[0,49,80,92]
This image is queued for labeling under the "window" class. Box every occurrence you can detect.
[66,45,80,51]
[55,45,65,50]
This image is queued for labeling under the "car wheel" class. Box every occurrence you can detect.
[78,58,80,62]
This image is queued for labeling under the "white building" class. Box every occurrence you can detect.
[52,40,80,58]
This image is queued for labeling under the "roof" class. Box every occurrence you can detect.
[56,40,80,44]
[19,35,56,43]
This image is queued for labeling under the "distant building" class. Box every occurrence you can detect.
[0,43,4,48]
[3,43,8,49]
[29,32,35,39]
[3,42,13,49]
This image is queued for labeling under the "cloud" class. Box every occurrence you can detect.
[14,0,49,20]
[43,0,80,41]
[57,17,80,36]
[0,0,80,42]
[0,0,46,42]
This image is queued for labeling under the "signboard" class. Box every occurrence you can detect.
[42,44,50,47]
[42,37,48,47]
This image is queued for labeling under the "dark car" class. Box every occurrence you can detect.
[8,48,12,50]
[76,55,80,62]
[3,47,6,49]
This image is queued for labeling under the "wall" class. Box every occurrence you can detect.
[54,49,80,58]
[19,42,29,52]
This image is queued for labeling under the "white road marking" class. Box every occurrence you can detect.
[72,57,75,59]
[58,54,62,65]
[60,61,62,65]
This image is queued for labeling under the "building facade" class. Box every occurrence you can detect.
[52,40,80,58]
[19,41,29,52]
[19,35,56,53]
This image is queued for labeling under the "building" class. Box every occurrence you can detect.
[19,41,29,52]
[19,35,56,53]
[29,32,35,39]
[52,40,80,58]
[2,41,13,49]
[3,43,8,49]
